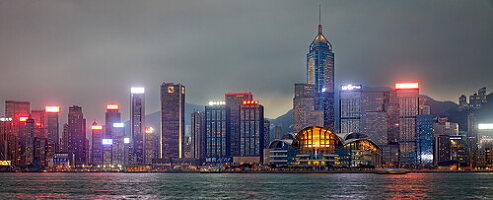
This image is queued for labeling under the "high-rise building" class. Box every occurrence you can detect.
[160,83,185,160]
[105,104,121,139]
[191,110,205,163]
[0,117,14,162]
[5,100,30,166]
[61,123,69,153]
[24,118,35,166]
[273,125,283,140]
[306,12,335,132]
[144,127,156,165]
[339,84,362,134]
[67,106,87,167]
[395,82,420,166]
[238,100,264,162]
[459,95,468,110]
[478,87,487,104]
[293,83,323,133]
[90,122,104,167]
[263,120,271,149]
[417,114,433,165]
[130,87,145,165]
[45,106,60,166]
[225,93,253,157]
[205,101,231,164]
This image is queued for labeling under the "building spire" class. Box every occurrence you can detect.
[318,4,322,34]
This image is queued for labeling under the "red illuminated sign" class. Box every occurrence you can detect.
[106,104,119,110]
[395,83,419,89]
[145,127,154,134]
[45,106,60,113]
[19,117,29,122]
[242,100,259,105]
[91,125,103,130]
[35,122,42,127]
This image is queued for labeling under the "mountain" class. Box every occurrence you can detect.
[268,109,293,134]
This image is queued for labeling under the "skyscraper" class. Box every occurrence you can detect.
[205,101,231,164]
[293,83,323,133]
[67,106,87,167]
[306,10,335,131]
[191,110,205,163]
[0,117,14,163]
[417,114,433,165]
[238,100,264,163]
[225,93,253,157]
[4,100,30,166]
[263,120,271,149]
[395,82,420,166]
[339,84,362,134]
[161,83,185,160]
[90,122,104,167]
[105,104,121,139]
[130,87,145,165]
[144,127,156,165]
[45,106,60,164]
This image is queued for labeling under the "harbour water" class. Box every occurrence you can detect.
[1,172,493,199]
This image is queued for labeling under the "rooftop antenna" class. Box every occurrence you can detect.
[318,4,322,34]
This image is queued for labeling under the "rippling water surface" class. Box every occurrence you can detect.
[1,173,493,199]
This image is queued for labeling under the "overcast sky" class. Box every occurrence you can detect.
[0,0,492,123]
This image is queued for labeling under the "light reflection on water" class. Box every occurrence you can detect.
[1,173,492,199]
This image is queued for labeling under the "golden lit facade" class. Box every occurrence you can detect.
[291,126,343,167]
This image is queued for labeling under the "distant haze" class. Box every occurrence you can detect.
[0,0,492,124]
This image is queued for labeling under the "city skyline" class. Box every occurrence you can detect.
[1,0,492,122]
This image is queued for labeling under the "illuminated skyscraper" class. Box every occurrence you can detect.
[205,101,231,164]
[225,93,253,157]
[144,127,156,165]
[395,83,420,166]
[339,84,362,134]
[263,120,271,149]
[160,83,185,160]
[130,87,145,165]
[91,122,104,167]
[306,10,335,131]
[293,83,323,133]
[4,100,30,166]
[105,104,121,139]
[417,114,433,165]
[238,100,264,163]
[67,106,87,167]
[0,117,14,162]
[45,106,60,164]
[191,110,205,163]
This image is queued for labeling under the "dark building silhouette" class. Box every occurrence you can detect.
[160,83,185,160]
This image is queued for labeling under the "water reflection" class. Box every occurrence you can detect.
[1,173,493,199]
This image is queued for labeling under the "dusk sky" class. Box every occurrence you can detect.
[1,0,492,123]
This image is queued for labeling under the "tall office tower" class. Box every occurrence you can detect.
[469,93,481,109]
[263,120,271,148]
[0,117,14,162]
[459,95,468,110]
[339,84,362,134]
[293,83,323,133]
[60,123,68,153]
[239,100,264,162]
[67,106,87,167]
[433,118,460,164]
[130,87,145,165]
[33,137,47,168]
[273,125,283,140]
[395,83,420,166]
[191,110,205,163]
[111,122,125,166]
[161,83,185,160]
[105,104,121,138]
[30,110,47,138]
[225,93,253,157]
[91,122,104,167]
[144,127,156,165]
[478,87,487,104]
[5,100,30,165]
[45,106,60,166]
[416,114,433,165]
[24,118,35,166]
[205,101,231,164]
[306,10,335,131]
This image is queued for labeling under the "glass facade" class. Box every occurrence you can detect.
[417,114,433,165]
[239,104,264,157]
[205,105,231,163]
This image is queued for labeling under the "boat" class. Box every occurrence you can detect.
[375,168,407,174]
